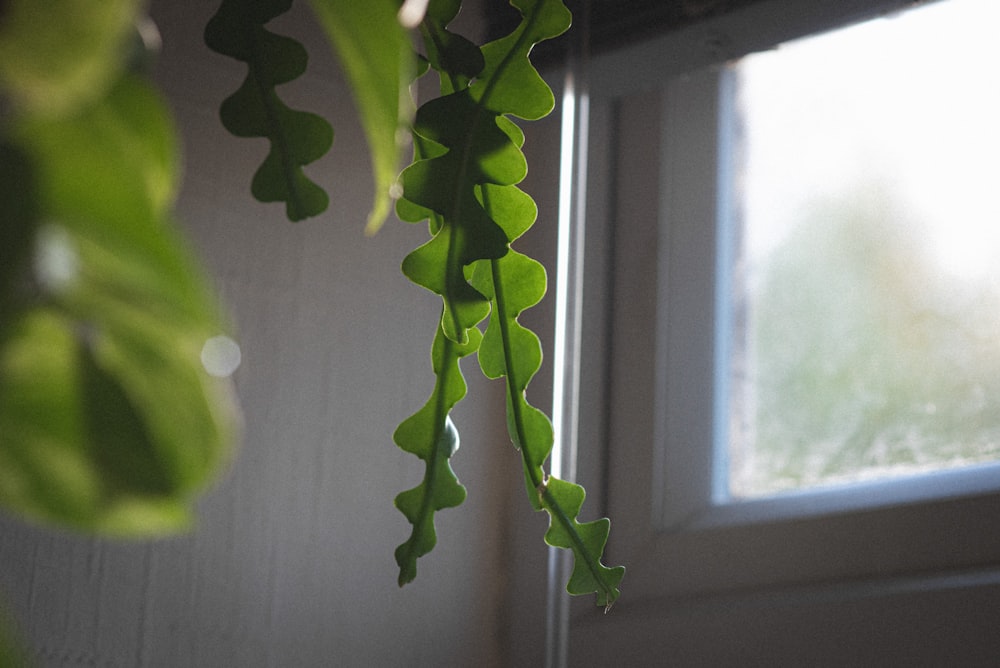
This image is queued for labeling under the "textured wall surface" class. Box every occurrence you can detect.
[0,2,541,666]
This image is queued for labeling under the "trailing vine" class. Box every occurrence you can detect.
[394,0,624,608]
[204,0,334,221]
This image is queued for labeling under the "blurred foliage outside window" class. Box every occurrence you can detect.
[728,0,1000,497]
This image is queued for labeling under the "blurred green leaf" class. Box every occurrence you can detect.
[0,75,239,535]
[308,0,415,233]
[205,0,334,222]
[0,143,38,330]
[0,0,141,117]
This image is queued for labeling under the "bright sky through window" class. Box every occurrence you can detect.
[730,0,1000,498]
[740,0,1000,278]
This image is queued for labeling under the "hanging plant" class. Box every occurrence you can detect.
[390,0,624,608]
[0,0,624,629]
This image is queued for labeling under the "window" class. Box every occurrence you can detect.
[650,0,1000,529]
[566,0,1000,663]
[729,0,1000,500]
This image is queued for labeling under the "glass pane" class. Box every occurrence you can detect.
[729,0,1000,498]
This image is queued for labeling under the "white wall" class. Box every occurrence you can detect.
[0,2,563,665]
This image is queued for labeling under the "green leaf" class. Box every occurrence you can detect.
[308,0,415,233]
[0,0,142,117]
[419,0,485,93]
[205,0,334,222]
[473,249,624,609]
[473,251,544,384]
[394,323,481,585]
[14,71,180,224]
[0,75,239,536]
[397,92,516,343]
[0,142,38,329]
[395,0,573,344]
[470,0,570,121]
[394,0,623,606]
[543,478,625,610]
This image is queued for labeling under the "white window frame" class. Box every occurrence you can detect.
[566,0,1000,661]
[654,51,1000,533]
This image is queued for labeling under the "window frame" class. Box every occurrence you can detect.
[656,51,1000,533]
[568,0,1000,633]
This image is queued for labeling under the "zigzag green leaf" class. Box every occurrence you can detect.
[398,90,515,343]
[543,478,626,610]
[475,0,623,610]
[471,243,624,609]
[396,0,624,607]
[470,0,571,120]
[419,0,484,93]
[396,0,560,344]
[205,0,333,222]
[394,322,481,586]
